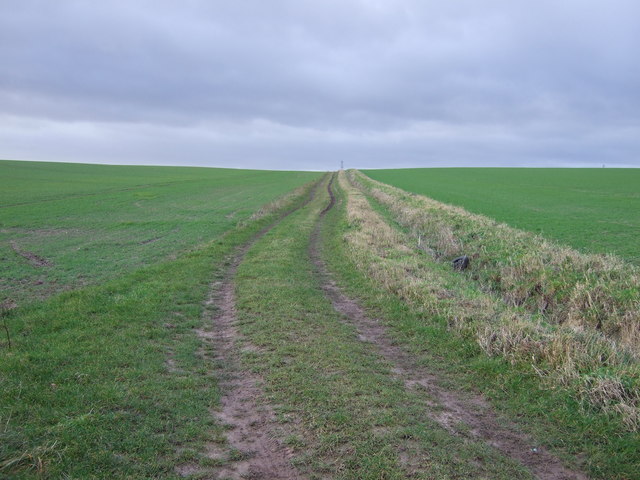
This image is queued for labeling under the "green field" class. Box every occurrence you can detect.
[0,160,321,478]
[1,160,319,306]
[362,168,640,264]
[1,161,638,479]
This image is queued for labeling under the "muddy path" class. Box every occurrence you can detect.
[187,180,325,479]
[309,174,587,480]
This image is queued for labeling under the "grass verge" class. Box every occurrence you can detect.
[353,171,640,350]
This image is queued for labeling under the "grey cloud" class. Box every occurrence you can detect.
[1,0,639,169]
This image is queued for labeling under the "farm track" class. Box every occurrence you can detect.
[191,178,324,479]
[309,174,587,480]
[186,172,588,479]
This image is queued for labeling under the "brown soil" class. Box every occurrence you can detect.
[180,180,322,479]
[9,241,52,267]
[309,175,588,480]
[139,236,162,245]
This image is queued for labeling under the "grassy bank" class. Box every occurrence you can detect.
[353,171,640,351]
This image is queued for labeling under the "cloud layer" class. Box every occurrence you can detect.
[2,1,639,169]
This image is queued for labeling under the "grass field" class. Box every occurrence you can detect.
[0,160,319,306]
[362,168,640,264]
[2,161,639,479]
[0,161,321,478]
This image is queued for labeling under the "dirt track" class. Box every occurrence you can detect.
[181,172,588,479]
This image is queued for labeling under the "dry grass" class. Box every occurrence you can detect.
[0,442,62,476]
[338,171,640,431]
[352,171,640,351]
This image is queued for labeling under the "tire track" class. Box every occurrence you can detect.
[309,173,587,480]
[187,179,324,479]
[9,240,52,267]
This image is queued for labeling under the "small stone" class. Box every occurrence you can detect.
[452,255,469,271]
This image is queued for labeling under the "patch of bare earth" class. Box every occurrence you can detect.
[176,182,321,479]
[9,240,52,267]
[139,236,163,245]
[310,176,588,480]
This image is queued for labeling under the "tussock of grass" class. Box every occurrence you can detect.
[340,171,640,432]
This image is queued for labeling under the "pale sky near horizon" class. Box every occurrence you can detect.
[1,1,639,170]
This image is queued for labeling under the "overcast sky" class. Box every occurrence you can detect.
[1,1,639,170]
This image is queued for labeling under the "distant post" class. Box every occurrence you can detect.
[340,160,344,170]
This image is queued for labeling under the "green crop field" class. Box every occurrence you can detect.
[0,160,319,306]
[1,162,639,479]
[362,168,640,264]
